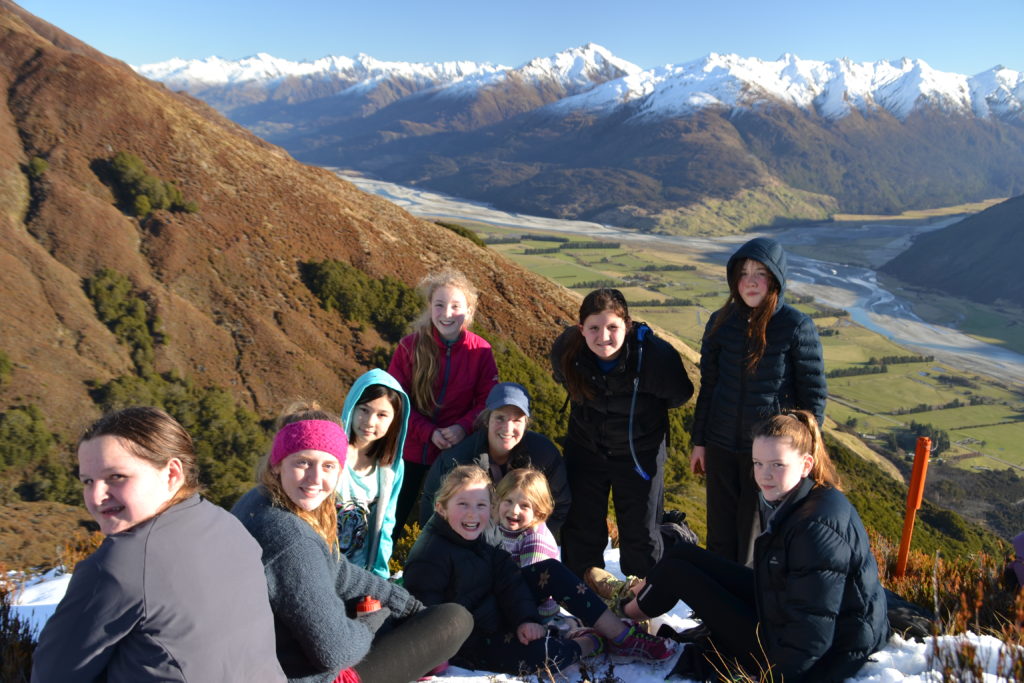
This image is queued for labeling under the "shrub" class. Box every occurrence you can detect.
[26,157,48,180]
[84,268,163,374]
[0,406,56,471]
[435,221,486,247]
[302,260,422,342]
[107,151,198,217]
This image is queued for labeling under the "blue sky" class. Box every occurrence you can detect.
[18,0,1024,75]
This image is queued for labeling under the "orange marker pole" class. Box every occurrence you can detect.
[895,436,931,578]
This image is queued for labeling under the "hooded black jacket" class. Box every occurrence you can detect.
[753,478,890,682]
[403,514,540,657]
[692,238,827,452]
[550,322,693,460]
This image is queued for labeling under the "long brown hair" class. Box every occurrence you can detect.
[707,258,780,374]
[349,383,403,466]
[557,288,631,402]
[751,409,840,490]
[79,406,202,510]
[257,400,340,550]
[408,270,479,414]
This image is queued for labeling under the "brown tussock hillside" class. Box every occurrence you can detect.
[0,0,576,435]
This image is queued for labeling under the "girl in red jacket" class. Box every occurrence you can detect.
[389,269,498,537]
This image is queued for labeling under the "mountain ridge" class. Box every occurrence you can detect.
[137,45,1023,123]
[135,44,1024,232]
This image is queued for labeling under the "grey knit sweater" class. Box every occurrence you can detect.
[232,486,424,683]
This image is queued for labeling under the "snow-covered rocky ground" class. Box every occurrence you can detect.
[12,546,1020,681]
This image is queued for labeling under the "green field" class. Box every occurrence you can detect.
[482,228,1024,472]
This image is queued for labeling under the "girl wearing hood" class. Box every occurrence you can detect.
[338,369,411,578]
[690,237,827,563]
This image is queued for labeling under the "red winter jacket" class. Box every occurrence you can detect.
[388,328,498,467]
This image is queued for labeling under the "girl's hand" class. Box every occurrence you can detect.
[517,622,546,644]
[690,446,706,475]
[439,424,466,446]
[431,429,450,450]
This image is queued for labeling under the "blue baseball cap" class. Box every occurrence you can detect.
[485,382,531,417]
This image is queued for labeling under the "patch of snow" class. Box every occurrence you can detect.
[13,547,1023,681]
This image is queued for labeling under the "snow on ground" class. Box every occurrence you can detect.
[12,547,1021,681]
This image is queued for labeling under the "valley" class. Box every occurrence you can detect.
[343,174,1024,482]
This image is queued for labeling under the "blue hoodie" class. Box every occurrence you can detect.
[338,369,411,578]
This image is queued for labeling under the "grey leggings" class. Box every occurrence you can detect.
[353,603,473,683]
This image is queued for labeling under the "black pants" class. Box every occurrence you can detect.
[458,559,611,674]
[355,603,473,682]
[392,461,429,540]
[561,440,666,579]
[522,559,608,625]
[635,541,762,672]
[704,443,758,563]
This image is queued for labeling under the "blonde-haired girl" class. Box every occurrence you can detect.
[388,269,498,535]
[405,465,674,674]
[622,410,888,681]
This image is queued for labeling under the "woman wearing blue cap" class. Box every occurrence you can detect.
[419,382,570,534]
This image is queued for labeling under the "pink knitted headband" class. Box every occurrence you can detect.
[270,420,348,467]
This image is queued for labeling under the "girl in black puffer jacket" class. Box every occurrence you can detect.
[623,410,890,683]
[691,237,827,563]
[550,289,693,579]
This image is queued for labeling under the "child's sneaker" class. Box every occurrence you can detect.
[608,624,674,662]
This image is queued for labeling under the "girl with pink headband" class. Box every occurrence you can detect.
[232,401,471,683]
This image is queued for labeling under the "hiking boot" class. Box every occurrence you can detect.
[608,624,674,662]
[583,566,620,600]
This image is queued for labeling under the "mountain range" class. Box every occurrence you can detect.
[137,45,1024,233]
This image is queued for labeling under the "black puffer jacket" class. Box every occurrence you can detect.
[550,322,693,459]
[754,478,890,682]
[419,430,570,534]
[693,238,827,452]
[403,514,540,656]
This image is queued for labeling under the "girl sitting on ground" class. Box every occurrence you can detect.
[34,407,285,682]
[621,410,889,682]
[337,368,410,577]
[404,465,674,676]
[231,401,472,683]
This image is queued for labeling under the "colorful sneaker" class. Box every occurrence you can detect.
[568,627,607,657]
[608,625,674,662]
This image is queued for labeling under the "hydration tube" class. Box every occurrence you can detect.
[628,325,651,481]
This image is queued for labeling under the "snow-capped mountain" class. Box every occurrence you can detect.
[135,45,1024,232]
[552,53,1022,121]
[137,46,1023,122]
